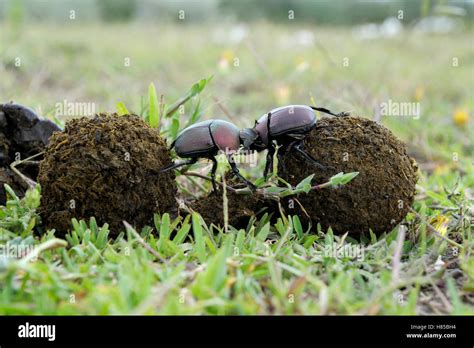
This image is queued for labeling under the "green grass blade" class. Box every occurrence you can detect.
[192,212,206,263]
[116,101,129,116]
[148,82,160,128]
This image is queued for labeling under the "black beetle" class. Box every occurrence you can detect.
[240,105,348,178]
[160,119,256,192]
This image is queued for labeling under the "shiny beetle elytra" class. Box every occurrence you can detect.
[240,105,348,178]
[160,119,256,192]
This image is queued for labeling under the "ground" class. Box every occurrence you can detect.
[0,21,472,314]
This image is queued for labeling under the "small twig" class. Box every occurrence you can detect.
[10,152,44,189]
[123,221,167,264]
[311,181,332,190]
[274,224,293,256]
[10,165,37,189]
[19,238,68,266]
[183,171,338,201]
[391,226,406,285]
[428,205,458,212]
[293,197,311,220]
[222,175,229,233]
[425,261,453,312]
[159,94,165,129]
[176,197,194,215]
[183,172,238,193]
[212,96,235,120]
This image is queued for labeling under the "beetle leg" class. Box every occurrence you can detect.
[159,158,197,173]
[292,142,334,171]
[226,154,256,191]
[266,111,272,133]
[277,148,287,176]
[210,156,218,194]
[310,106,350,117]
[263,112,275,180]
[263,144,275,180]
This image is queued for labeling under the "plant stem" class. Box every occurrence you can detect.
[183,171,336,200]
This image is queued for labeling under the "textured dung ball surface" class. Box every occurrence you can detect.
[38,113,176,236]
[190,190,274,229]
[0,167,24,204]
[279,116,418,236]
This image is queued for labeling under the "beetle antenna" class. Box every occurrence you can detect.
[310,106,349,117]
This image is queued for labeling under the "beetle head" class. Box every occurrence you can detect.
[240,128,260,150]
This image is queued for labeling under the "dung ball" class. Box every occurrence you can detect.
[38,113,176,236]
[279,116,418,236]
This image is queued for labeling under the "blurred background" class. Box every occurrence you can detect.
[0,0,472,173]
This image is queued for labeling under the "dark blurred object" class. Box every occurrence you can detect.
[2,0,472,26]
[219,0,472,25]
[0,102,61,205]
[0,103,39,128]
[97,0,137,22]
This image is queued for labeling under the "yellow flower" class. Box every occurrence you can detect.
[221,49,234,62]
[433,163,449,176]
[430,214,449,237]
[218,49,234,71]
[453,109,469,127]
[414,86,424,102]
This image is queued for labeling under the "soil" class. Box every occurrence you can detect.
[38,113,177,236]
[189,176,276,228]
[190,191,274,228]
[278,116,418,236]
[0,167,24,204]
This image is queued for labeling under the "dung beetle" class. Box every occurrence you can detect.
[240,105,349,178]
[160,119,256,192]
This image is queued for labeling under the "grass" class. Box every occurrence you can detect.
[0,21,473,315]
[0,180,472,315]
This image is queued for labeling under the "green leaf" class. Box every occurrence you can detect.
[330,172,359,187]
[169,115,180,141]
[425,190,456,208]
[293,215,303,239]
[192,213,206,263]
[148,82,160,128]
[166,76,212,118]
[192,234,233,297]
[186,100,202,127]
[159,213,171,240]
[295,174,314,192]
[116,101,129,116]
[173,215,191,244]
[256,222,270,242]
[4,184,19,202]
